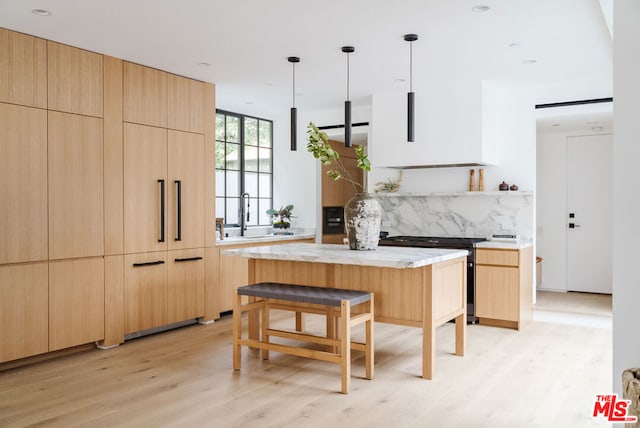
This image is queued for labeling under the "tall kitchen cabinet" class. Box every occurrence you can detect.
[0,31,106,364]
[121,62,207,336]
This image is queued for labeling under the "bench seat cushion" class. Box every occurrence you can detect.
[237,282,372,307]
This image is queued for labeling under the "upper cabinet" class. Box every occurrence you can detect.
[48,111,104,260]
[123,62,168,128]
[0,103,48,264]
[0,29,47,109]
[168,74,205,133]
[47,42,103,117]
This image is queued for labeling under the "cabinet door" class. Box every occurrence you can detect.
[48,111,104,260]
[0,263,48,363]
[49,258,105,351]
[168,74,205,133]
[47,41,103,117]
[475,265,519,322]
[124,252,167,334]
[168,130,205,250]
[0,29,47,108]
[123,62,167,128]
[167,248,205,323]
[218,251,249,315]
[0,104,48,264]
[124,123,168,254]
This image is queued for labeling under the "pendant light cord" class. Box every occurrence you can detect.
[346,52,350,101]
[292,62,296,108]
[409,41,413,92]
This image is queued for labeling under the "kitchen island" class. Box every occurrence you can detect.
[222,243,468,379]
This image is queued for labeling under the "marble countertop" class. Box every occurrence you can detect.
[221,243,468,269]
[475,239,533,249]
[216,233,315,246]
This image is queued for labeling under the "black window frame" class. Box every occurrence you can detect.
[215,109,273,228]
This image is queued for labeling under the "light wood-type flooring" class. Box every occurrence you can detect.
[1,292,612,427]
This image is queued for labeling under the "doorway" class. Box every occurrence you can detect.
[566,134,613,293]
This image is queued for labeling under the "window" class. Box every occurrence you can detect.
[215,110,273,227]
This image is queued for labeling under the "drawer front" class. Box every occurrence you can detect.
[476,249,519,267]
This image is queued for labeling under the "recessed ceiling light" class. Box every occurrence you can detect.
[244,101,254,105]
[509,43,521,48]
[197,62,210,67]
[551,124,561,127]
[523,59,538,64]
[472,5,490,13]
[31,9,52,16]
[592,126,604,132]
[264,82,273,86]
[394,78,406,83]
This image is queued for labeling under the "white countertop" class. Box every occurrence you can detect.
[475,239,533,249]
[216,233,315,246]
[221,243,468,269]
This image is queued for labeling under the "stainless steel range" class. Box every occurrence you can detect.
[378,235,486,323]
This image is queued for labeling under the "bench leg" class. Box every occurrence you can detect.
[232,291,242,370]
[365,295,374,380]
[262,299,270,361]
[340,300,351,394]
[295,311,304,332]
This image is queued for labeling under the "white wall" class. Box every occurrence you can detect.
[612,0,640,394]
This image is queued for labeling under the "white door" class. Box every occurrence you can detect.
[566,134,612,293]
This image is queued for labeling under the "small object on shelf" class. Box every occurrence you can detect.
[509,184,519,191]
[478,168,484,191]
[215,217,224,240]
[499,181,509,191]
[490,234,520,242]
[468,169,475,191]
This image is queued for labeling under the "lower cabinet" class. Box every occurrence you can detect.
[49,257,105,351]
[475,246,533,330]
[124,249,204,334]
[0,263,48,363]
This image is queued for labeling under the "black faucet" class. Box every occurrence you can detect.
[240,192,250,236]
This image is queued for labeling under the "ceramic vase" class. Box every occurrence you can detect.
[344,193,381,250]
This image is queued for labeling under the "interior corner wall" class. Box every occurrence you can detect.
[536,131,569,291]
[612,0,640,394]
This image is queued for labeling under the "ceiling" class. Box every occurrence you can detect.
[0,0,613,127]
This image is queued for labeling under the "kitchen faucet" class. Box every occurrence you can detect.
[240,192,250,236]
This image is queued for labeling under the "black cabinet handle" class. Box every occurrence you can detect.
[133,260,165,267]
[158,179,165,243]
[174,256,203,263]
[175,180,182,241]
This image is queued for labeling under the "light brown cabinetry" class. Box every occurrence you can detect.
[124,252,168,334]
[168,74,205,133]
[0,263,49,363]
[123,124,204,253]
[123,123,168,254]
[167,249,205,324]
[47,41,103,117]
[124,249,205,334]
[49,258,105,351]
[123,62,168,128]
[475,246,533,330]
[0,28,47,108]
[48,111,104,260]
[0,103,48,264]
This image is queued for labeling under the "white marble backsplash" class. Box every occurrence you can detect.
[373,192,533,240]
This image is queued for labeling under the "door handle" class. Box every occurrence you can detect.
[133,260,165,267]
[158,179,165,242]
[175,180,182,241]
[569,223,581,228]
[174,256,203,263]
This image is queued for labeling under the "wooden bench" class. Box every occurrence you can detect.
[232,282,374,394]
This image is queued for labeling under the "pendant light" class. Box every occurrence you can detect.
[404,34,418,142]
[288,56,300,151]
[342,46,354,148]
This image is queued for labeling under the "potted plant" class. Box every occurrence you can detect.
[266,204,295,229]
[306,122,381,250]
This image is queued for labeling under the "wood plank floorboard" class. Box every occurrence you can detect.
[0,306,611,427]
